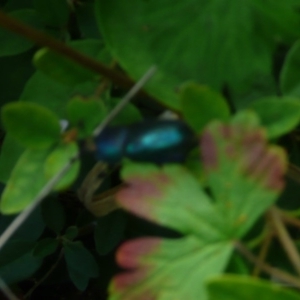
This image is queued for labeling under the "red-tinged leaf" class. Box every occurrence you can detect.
[117,163,224,241]
[112,111,287,300]
[109,237,233,300]
[201,111,287,238]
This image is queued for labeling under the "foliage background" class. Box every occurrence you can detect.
[0,0,300,299]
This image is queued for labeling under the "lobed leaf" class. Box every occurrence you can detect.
[117,163,224,242]
[112,110,288,299]
[110,237,232,300]
[201,111,287,238]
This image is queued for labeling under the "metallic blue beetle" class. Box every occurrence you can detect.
[94,120,196,163]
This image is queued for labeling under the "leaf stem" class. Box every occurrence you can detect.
[252,231,273,277]
[24,250,64,299]
[235,241,300,288]
[0,9,143,91]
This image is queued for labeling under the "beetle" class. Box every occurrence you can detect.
[94,119,197,164]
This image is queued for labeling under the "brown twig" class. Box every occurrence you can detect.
[280,211,300,229]
[252,231,273,277]
[24,249,64,299]
[0,9,149,93]
[235,241,300,288]
[269,207,300,276]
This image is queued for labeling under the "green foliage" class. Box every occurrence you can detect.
[1,1,300,299]
[248,96,300,139]
[33,238,59,258]
[44,142,80,190]
[32,0,69,28]
[34,40,111,86]
[180,82,231,133]
[207,276,300,300]
[94,211,127,255]
[1,102,61,149]
[63,241,99,291]
[0,148,51,214]
[66,96,106,137]
[0,9,42,56]
[280,40,300,97]
[111,111,286,299]
[41,197,65,234]
[95,0,300,109]
[0,135,24,183]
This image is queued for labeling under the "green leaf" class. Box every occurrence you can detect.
[0,135,24,183]
[251,0,300,41]
[75,1,101,39]
[280,40,300,97]
[112,111,287,299]
[0,206,44,241]
[0,49,35,108]
[66,96,106,138]
[33,40,111,86]
[0,240,35,266]
[44,142,80,190]
[20,71,100,117]
[0,148,50,214]
[64,226,78,241]
[0,250,42,284]
[33,238,59,258]
[1,102,61,149]
[109,98,143,126]
[94,211,126,255]
[180,83,230,133]
[0,9,42,57]
[248,96,300,139]
[110,238,232,299]
[118,163,224,241]
[41,196,65,234]
[64,241,99,291]
[95,0,300,109]
[33,0,69,27]
[201,111,287,238]
[207,275,300,300]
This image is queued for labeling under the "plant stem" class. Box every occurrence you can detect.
[24,250,64,299]
[0,10,141,91]
[235,241,300,288]
[280,210,300,229]
[252,231,273,277]
[269,207,300,276]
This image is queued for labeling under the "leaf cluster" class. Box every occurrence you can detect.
[0,0,300,299]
